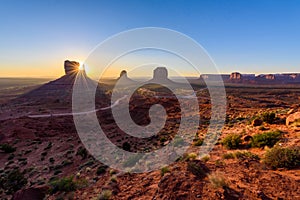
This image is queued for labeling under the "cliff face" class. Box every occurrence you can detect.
[64,60,80,75]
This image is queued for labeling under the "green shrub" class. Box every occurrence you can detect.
[221,134,242,149]
[234,151,260,160]
[0,144,16,153]
[98,189,112,200]
[264,146,300,169]
[251,130,281,148]
[160,166,170,176]
[122,142,131,151]
[208,172,228,188]
[76,146,88,159]
[261,112,276,124]
[96,166,108,175]
[222,152,235,159]
[48,176,77,194]
[187,161,207,178]
[0,169,27,194]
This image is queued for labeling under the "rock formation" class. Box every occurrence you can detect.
[153,67,168,81]
[64,60,80,75]
[230,72,242,80]
[117,70,136,85]
[286,111,300,126]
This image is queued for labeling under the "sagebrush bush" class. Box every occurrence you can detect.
[221,134,242,149]
[49,176,77,194]
[187,161,207,178]
[208,172,228,188]
[0,143,16,153]
[234,151,260,160]
[264,146,300,169]
[98,189,112,200]
[251,130,281,148]
[76,147,88,159]
[261,112,276,124]
[0,169,27,194]
[160,166,170,176]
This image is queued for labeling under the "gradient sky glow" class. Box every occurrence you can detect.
[1,0,300,77]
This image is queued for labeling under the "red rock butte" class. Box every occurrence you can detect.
[64,60,80,75]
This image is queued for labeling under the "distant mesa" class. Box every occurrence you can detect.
[64,60,80,75]
[230,72,242,80]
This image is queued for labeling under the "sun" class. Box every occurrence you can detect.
[79,61,84,71]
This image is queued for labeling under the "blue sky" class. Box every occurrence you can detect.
[0,0,300,77]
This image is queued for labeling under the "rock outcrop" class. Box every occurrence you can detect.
[286,112,300,126]
[64,60,80,75]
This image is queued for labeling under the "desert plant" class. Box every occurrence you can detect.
[160,166,170,176]
[264,146,300,169]
[98,189,112,200]
[187,161,207,178]
[0,143,16,153]
[0,169,27,194]
[234,151,260,160]
[76,146,88,159]
[201,155,210,162]
[222,152,235,159]
[208,171,228,188]
[251,130,282,148]
[110,175,117,183]
[48,176,77,194]
[221,134,242,149]
[96,166,108,175]
[261,112,276,124]
[122,142,131,151]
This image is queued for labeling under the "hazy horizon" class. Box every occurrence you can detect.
[1,0,300,78]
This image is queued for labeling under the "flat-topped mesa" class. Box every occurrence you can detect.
[64,60,80,75]
[230,72,242,80]
[153,67,168,80]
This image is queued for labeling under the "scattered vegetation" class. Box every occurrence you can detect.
[187,161,207,178]
[221,134,242,149]
[76,146,88,159]
[0,169,27,194]
[234,151,260,160]
[208,171,228,188]
[122,142,131,151]
[160,166,170,176]
[48,176,86,194]
[201,155,210,162]
[251,130,282,148]
[261,112,276,124]
[264,146,300,169]
[222,151,260,160]
[0,143,16,153]
[98,189,112,200]
[96,165,108,175]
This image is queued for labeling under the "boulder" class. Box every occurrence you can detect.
[286,112,300,126]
